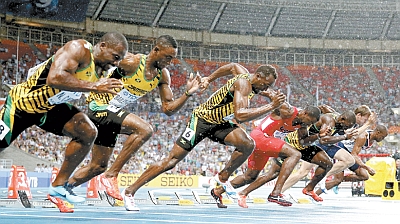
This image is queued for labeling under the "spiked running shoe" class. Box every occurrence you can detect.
[48,182,85,204]
[122,189,140,211]
[237,194,248,208]
[268,194,292,206]
[99,173,123,201]
[302,188,323,202]
[47,194,74,213]
[332,186,339,194]
[214,174,237,199]
[211,188,227,208]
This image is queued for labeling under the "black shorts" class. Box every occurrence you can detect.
[299,145,324,163]
[176,113,239,152]
[0,96,80,148]
[88,106,130,147]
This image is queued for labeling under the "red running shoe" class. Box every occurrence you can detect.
[99,174,123,201]
[267,194,292,206]
[47,194,74,213]
[302,188,323,202]
[211,188,227,208]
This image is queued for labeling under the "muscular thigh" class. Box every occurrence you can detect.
[39,103,81,136]
[88,107,129,147]
[0,103,40,148]
[176,114,238,152]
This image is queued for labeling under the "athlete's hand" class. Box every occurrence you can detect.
[186,72,201,95]
[200,76,210,92]
[93,78,123,95]
[344,128,358,140]
[366,112,377,126]
[319,124,332,137]
[366,166,376,176]
[269,89,286,109]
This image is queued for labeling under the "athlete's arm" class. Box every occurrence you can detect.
[317,115,350,145]
[233,80,285,123]
[200,63,248,91]
[318,104,335,114]
[354,112,377,136]
[351,133,371,171]
[159,70,201,116]
[47,40,123,94]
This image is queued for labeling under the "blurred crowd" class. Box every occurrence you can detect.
[1,40,399,177]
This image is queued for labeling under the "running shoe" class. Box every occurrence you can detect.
[48,182,85,203]
[268,194,292,206]
[47,194,74,213]
[237,194,248,208]
[211,188,227,208]
[122,189,140,211]
[99,173,123,201]
[302,188,323,202]
[214,174,237,199]
[332,186,339,194]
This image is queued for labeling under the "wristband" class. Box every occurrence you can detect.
[185,90,192,97]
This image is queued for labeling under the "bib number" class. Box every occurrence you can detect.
[109,89,141,108]
[273,130,288,140]
[0,120,10,140]
[48,91,82,105]
[182,128,195,141]
[223,114,234,121]
[107,105,120,113]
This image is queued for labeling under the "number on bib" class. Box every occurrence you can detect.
[182,128,195,141]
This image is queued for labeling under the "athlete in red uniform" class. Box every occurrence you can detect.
[213,100,321,208]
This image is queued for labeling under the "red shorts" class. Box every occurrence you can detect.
[248,129,285,171]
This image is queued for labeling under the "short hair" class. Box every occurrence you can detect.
[354,105,371,117]
[304,106,321,120]
[100,32,128,49]
[156,35,178,48]
[341,110,356,124]
[376,124,388,134]
[255,65,277,79]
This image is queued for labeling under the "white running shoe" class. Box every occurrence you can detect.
[122,189,140,211]
[214,174,237,199]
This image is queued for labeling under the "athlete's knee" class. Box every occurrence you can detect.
[67,113,98,144]
[238,138,255,156]
[138,123,153,141]
[344,156,355,167]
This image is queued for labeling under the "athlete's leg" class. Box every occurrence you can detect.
[324,148,355,177]
[315,172,344,195]
[124,144,189,196]
[271,144,301,196]
[240,161,281,197]
[105,113,153,177]
[281,161,314,193]
[343,167,370,182]
[304,150,333,192]
[219,128,255,182]
[52,112,97,187]
[68,144,113,186]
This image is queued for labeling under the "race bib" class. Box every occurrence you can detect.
[106,104,120,113]
[182,127,195,141]
[27,61,46,79]
[273,130,288,140]
[223,113,235,121]
[48,91,82,105]
[0,119,10,140]
[109,89,141,108]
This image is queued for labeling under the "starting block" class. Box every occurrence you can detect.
[148,190,201,206]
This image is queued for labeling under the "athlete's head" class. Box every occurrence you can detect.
[336,110,357,130]
[95,32,128,68]
[372,124,388,142]
[251,65,277,93]
[152,35,178,70]
[354,105,371,126]
[295,106,321,126]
